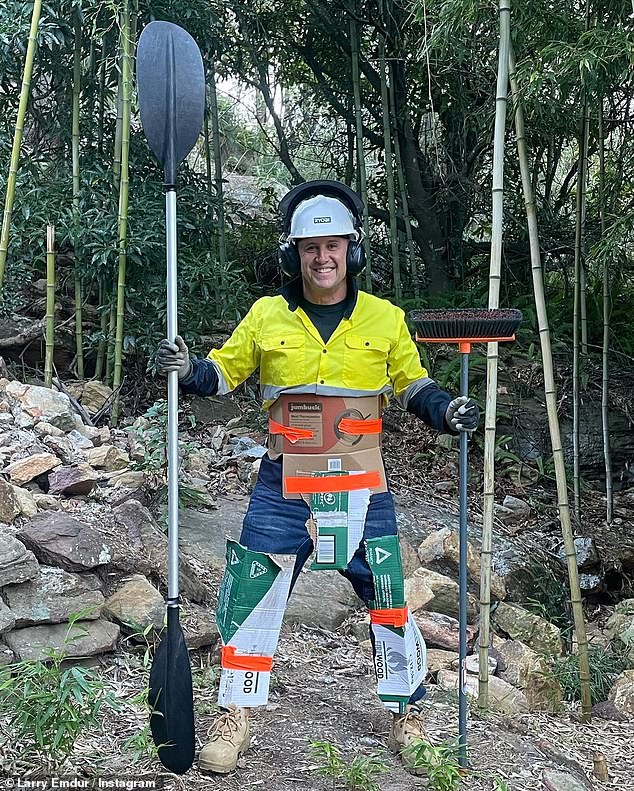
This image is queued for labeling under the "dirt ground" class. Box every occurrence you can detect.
[4,617,629,791]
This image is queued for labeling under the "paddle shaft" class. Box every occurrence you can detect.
[458,350,469,767]
[166,188,179,604]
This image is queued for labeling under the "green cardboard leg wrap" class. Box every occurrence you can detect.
[216,540,295,708]
[365,535,427,713]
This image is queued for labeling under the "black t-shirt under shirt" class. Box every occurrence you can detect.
[298,294,351,343]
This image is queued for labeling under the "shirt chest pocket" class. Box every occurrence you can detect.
[343,334,390,388]
[260,333,306,385]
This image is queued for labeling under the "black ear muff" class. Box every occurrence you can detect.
[278,241,300,277]
[346,240,366,275]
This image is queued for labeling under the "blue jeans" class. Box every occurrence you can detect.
[238,455,426,705]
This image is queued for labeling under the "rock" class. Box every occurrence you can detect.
[32,493,60,510]
[578,573,602,593]
[411,567,478,620]
[604,599,634,663]
[67,429,94,450]
[0,644,15,665]
[43,434,81,465]
[18,511,112,571]
[74,425,110,446]
[608,669,634,719]
[495,495,531,523]
[5,381,76,431]
[48,463,98,496]
[113,500,211,603]
[109,470,145,490]
[492,602,563,656]
[496,639,562,711]
[403,571,435,612]
[33,421,65,438]
[80,380,112,414]
[0,532,39,585]
[400,539,421,577]
[417,527,506,600]
[285,569,362,630]
[3,566,104,626]
[0,601,16,634]
[4,619,120,661]
[181,603,220,649]
[0,479,20,522]
[413,611,476,652]
[437,669,528,714]
[425,648,459,674]
[4,452,61,485]
[463,653,498,676]
[190,395,241,425]
[87,445,130,471]
[104,575,165,635]
[185,447,217,474]
[541,768,592,791]
[394,498,554,603]
[556,537,600,571]
[9,484,38,517]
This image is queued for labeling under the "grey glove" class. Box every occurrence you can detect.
[445,396,480,432]
[156,335,192,379]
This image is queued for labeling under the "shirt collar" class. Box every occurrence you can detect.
[278,275,359,319]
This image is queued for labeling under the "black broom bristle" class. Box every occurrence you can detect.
[408,307,523,340]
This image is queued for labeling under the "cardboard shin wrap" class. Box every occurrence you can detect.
[268,394,388,501]
[366,535,427,713]
[217,540,294,708]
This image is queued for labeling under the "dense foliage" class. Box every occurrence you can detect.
[0,0,633,372]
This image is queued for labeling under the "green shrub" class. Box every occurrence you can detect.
[0,613,118,769]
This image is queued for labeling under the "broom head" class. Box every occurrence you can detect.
[409,308,522,341]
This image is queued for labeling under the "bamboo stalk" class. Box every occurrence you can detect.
[389,68,420,300]
[209,59,227,269]
[97,49,106,156]
[104,297,116,386]
[113,55,123,193]
[94,277,108,381]
[44,224,56,388]
[509,44,592,720]
[349,16,371,290]
[72,12,84,379]
[478,0,510,711]
[598,104,612,523]
[573,0,591,518]
[111,1,132,426]
[0,0,43,290]
[378,32,400,300]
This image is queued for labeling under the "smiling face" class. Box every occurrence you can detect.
[297,236,349,304]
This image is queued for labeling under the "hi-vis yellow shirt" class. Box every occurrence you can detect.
[207,282,432,410]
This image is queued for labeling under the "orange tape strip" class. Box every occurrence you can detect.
[369,606,409,627]
[338,417,383,435]
[285,470,382,494]
[269,419,314,443]
[221,645,273,672]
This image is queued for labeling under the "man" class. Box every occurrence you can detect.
[157,180,479,775]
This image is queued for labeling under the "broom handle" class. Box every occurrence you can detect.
[166,187,179,606]
[458,350,469,766]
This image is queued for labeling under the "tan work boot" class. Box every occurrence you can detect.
[388,705,427,776]
[198,706,250,774]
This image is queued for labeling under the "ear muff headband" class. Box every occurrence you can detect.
[278,180,366,277]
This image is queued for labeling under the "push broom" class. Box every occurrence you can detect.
[408,307,522,767]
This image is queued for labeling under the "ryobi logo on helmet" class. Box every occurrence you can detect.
[314,216,331,224]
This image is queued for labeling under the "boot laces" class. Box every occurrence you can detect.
[208,709,243,743]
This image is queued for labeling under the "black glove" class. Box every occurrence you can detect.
[156,335,192,379]
[445,396,480,432]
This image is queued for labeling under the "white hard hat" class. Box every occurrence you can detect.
[288,195,359,241]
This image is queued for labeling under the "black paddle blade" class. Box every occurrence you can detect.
[149,607,195,774]
[137,21,205,186]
